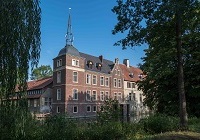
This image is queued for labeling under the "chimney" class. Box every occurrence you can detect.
[99,55,103,63]
[123,59,130,67]
[115,58,119,64]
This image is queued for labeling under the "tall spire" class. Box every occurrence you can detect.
[65,8,74,46]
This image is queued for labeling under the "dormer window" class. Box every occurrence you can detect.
[96,63,102,70]
[87,60,93,69]
[129,73,134,78]
[138,73,143,79]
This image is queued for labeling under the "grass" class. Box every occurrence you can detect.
[144,131,200,140]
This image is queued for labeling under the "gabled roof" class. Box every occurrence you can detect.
[27,77,53,91]
[119,64,143,82]
[80,52,114,74]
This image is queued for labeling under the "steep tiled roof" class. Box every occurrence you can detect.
[119,64,143,82]
[80,52,114,74]
[27,77,53,90]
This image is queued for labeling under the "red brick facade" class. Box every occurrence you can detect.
[52,46,127,117]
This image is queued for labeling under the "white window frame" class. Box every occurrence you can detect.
[118,92,122,101]
[28,100,30,107]
[93,106,97,112]
[73,71,78,83]
[100,76,104,86]
[100,91,104,101]
[105,91,109,100]
[86,90,91,101]
[86,105,91,112]
[72,59,79,67]
[92,90,97,101]
[73,106,78,113]
[132,82,136,88]
[118,70,120,76]
[105,77,109,87]
[57,89,61,100]
[118,79,121,88]
[114,78,117,88]
[57,106,60,113]
[72,89,78,100]
[86,74,91,84]
[34,99,37,107]
[57,59,62,67]
[114,92,117,100]
[92,75,97,85]
[57,71,61,83]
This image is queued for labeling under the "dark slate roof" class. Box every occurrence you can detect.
[58,45,80,57]
[80,52,114,74]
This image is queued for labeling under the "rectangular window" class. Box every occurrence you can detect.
[73,71,78,83]
[133,93,136,101]
[92,90,97,101]
[118,79,121,88]
[132,83,136,88]
[57,59,62,67]
[57,106,60,113]
[86,74,91,84]
[100,91,104,101]
[118,70,120,76]
[49,98,52,105]
[73,89,78,100]
[57,71,61,83]
[100,76,104,86]
[34,99,37,107]
[44,97,48,106]
[57,89,61,100]
[127,82,131,88]
[114,93,117,100]
[93,106,97,112]
[140,94,142,102]
[92,75,97,85]
[87,105,91,112]
[86,90,91,101]
[105,77,109,87]
[72,59,79,66]
[118,93,122,101]
[28,100,30,107]
[114,78,117,87]
[105,91,109,100]
[129,93,132,101]
[73,106,78,113]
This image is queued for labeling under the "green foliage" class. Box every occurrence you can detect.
[97,99,121,123]
[30,65,53,80]
[112,0,200,119]
[139,114,179,134]
[0,0,41,138]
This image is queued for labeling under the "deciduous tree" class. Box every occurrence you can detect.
[112,0,200,129]
[0,0,41,138]
[30,65,53,80]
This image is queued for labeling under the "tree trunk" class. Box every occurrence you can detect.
[176,2,188,130]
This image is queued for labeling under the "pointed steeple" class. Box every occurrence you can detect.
[65,8,74,46]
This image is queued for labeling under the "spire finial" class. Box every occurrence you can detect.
[65,8,74,46]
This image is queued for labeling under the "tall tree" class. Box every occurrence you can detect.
[30,65,53,80]
[112,0,200,129]
[0,0,41,138]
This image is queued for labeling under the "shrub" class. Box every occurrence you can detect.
[139,114,179,134]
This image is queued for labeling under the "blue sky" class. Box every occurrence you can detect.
[39,0,147,69]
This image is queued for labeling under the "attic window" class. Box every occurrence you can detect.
[129,73,134,78]
[138,74,143,79]
[96,63,102,70]
[87,60,93,69]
